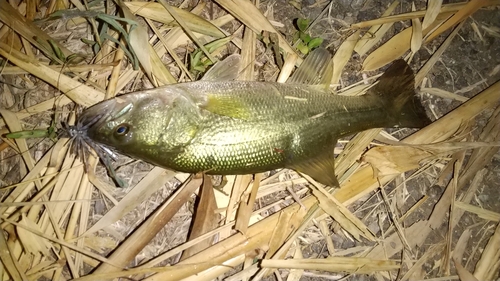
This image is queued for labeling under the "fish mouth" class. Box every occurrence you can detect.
[59,99,116,140]
[60,98,129,187]
[76,99,117,132]
[61,99,120,167]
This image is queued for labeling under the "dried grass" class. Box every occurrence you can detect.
[1,1,500,281]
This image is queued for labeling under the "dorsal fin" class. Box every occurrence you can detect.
[202,54,241,81]
[287,48,332,89]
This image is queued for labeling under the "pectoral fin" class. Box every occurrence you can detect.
[288,151,339,187]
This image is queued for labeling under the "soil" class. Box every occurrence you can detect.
[0,0,499,280]
[271,1,500,280]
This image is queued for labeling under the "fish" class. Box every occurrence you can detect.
[66,49,431,187]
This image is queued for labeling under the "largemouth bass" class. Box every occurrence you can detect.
[67,49,430,186]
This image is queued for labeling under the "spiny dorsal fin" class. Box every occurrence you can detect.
[287,48,333,89]
[200,49,334,120]
[202,54,241,81]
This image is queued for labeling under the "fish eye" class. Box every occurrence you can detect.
[114,123,130,137]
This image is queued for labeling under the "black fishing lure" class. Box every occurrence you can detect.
[60,113,126,187]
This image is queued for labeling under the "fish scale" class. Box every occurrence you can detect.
[68,49,430,186]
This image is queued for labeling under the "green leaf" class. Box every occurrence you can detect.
[94,21,109,54]
[299,32,311,43]
[202,59,214,67]
[189,37,231,73]
[65,53,86,64]
[81,38,96,45]
[297,42,309,55]
[102,34,138,70]
[96,14,134,38]
[48,39,66,62]
[297,18,309,32]
[204,36,233,53]
[5,130,49,139]
[193,65,207,72]
[308,37,323,49]
[190,51,204,69]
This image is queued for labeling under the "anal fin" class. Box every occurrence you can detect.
[288,151,339,187]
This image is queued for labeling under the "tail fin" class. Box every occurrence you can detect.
[369,59,431,128]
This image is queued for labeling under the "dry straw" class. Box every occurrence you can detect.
[1,1,499,281]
